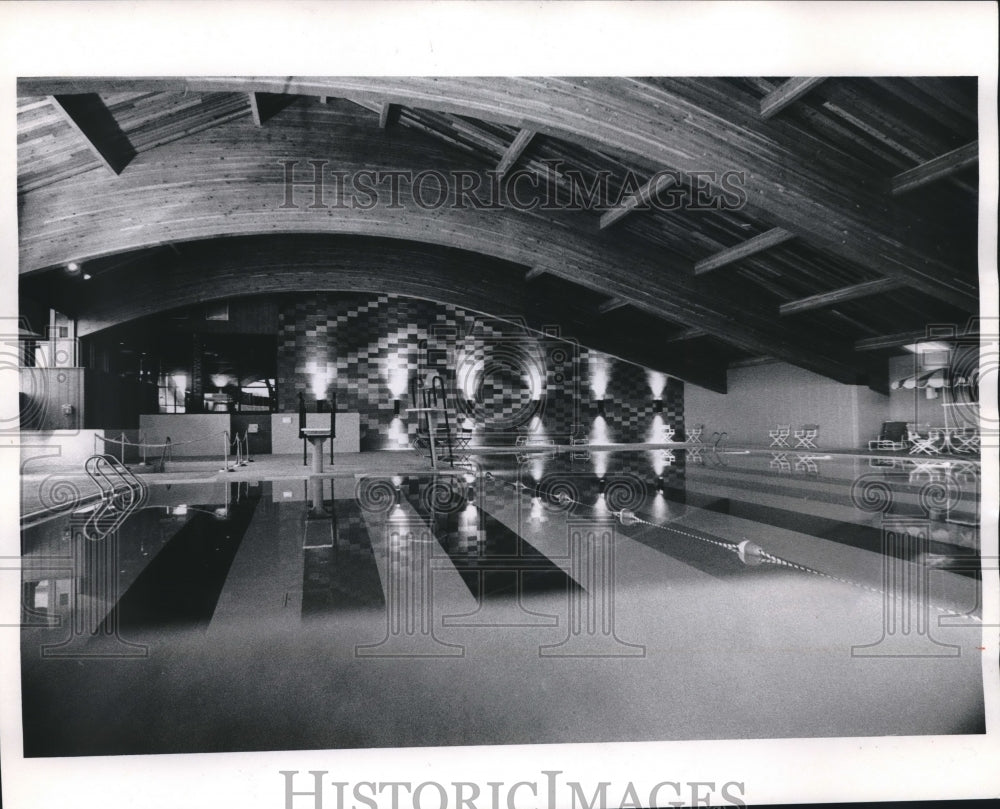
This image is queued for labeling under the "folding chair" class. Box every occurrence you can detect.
[686,424,704,444]
[769,425,791,448]
[952,427,980,454]
[793,424,819,449]
[930,428,954,454]
[907,428,938,455]
[661,424,676,443]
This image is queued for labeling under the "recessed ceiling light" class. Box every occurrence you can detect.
[66,261,80,273]
[83,273,92,280]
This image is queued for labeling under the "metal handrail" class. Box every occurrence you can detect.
[430,374,456,467]
[80,454,148,541]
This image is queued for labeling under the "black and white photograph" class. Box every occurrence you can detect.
[1,3,998,808]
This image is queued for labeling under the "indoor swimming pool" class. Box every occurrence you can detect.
[19,449,986,756]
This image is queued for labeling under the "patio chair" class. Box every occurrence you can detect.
[907,427,938,455]
[793,424,819,449]
[769,424,791,448]
[952,427,980,454]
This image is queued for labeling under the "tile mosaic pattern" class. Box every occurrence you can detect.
[277,294,684,451]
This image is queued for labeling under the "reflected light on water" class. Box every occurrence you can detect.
[388,416,408,448]
[593,492,609,517]
[590,416,611,444]
[591,449,609,479]
[650,491,668,522]
[529,456,547,482]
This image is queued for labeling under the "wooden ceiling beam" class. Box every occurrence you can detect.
[664,328,707,343]
[729,355,776,369]
[497,128,535,176]
[24,78,978,311]
[187,74,972,312]
[378,102,400,129]
[854,329,978,352]
[17,98,875,390]
[891,141,979,195]
[779,277,906,316]
[694,228,794,275]
[597,297,628,314]
[50,94,136,175]
[599,172,678,230]
[248,92,297,126]
[759,77,826,119]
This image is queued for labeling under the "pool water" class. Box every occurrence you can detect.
[20,450,986,756]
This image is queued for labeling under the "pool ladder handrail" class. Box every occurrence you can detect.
[80,454,148,541]
[410,374,469,468]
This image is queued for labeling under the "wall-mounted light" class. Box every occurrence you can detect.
[598,478,607,495]
[653,399,663,413]
[82,273,92,281]
[597,399,606,417]
[393,398,401,417]
[656,476,664,494]
[65,261,80,274]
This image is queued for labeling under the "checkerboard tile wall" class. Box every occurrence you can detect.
[277,294,684,451]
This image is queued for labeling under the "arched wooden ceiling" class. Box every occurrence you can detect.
[17,76,980,392]
[20,235,736,392]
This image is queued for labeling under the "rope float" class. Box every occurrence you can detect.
[501,478,978,622]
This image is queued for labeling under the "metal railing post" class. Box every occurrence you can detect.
[221,431,232,472]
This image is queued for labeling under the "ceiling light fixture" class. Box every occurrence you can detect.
[902,341,953,354]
